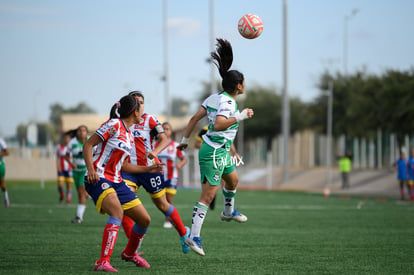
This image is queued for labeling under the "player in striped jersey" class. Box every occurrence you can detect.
[178,39,254,256]
[56,131,74,205]
[120,91,190,254]
[0,136,10,208]
[156,122,187,228]
[83,95,163,272]
[66,125,89,224]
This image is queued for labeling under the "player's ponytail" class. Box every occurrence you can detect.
[110,95,140,119]
[211,38,244,94]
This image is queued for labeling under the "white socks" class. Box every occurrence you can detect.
[77,204,86,220]
[223,187,236,216]
[190,201,208,238]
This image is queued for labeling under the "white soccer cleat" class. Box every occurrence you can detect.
[163,220,173,228]
[220,210,248,223]
[184,237,205,256]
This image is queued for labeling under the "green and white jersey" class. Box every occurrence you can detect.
[66,137,86,171]
[201,92,240,150]
[0,138,7,163]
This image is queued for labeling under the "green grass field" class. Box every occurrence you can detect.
[1,180,413,275]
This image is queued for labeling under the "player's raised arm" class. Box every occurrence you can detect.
[177,106,207,150]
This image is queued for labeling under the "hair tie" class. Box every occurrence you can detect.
[115,101,120,108]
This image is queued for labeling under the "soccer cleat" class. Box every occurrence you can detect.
[220,210,248,223]
[94,260,118,272]
[71,216,82,224]
[121,251,150,268]
[185,236,205,256]
[180,226,191,254]
[163,220,173,228]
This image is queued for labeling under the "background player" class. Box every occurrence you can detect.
[178,38,254,256]
[157,122,188,228]
[56,131,74,205]
[0,136,10,208]
[66,125,89,223]
[394,150,410,201]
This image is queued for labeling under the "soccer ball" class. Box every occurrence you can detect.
[238,14,264,39]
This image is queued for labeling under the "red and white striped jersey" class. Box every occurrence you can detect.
[92,118,134,183]
[56,144,72,171]
[129,113,164,166]
[157,140,186,181]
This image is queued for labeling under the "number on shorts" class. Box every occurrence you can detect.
[150,176,162,188]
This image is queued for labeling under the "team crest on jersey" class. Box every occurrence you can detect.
[213,172,220,182]
[108,126,117,137]
[101,182,110,190]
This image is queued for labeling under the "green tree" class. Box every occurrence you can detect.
[171,97,190,117]
[49,101,96,144]
[243,86,280,144]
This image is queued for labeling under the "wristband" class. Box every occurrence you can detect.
[235,109,249,122]
[181,137,189,145]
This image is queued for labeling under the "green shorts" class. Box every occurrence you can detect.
[198,142,235,186]
[0,161,5,179]
[73,170,86,189]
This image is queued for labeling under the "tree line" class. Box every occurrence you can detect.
[14,68,414,150]
[243,68,414,150]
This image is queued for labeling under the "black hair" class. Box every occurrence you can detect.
[64,129,76,138]
[128,91,144,101]
[110,95,140,119]
[211,38,244,93]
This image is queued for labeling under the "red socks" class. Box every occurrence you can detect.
[123,230,145,256]
[122,215,134,239]
[167,205,187,237]
[100,223,120,262]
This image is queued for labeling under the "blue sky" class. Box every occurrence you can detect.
[0,0,413,137]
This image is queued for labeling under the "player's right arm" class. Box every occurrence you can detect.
[122,161,164,174]
[65,140,77,169]
[177,106,207,150]
[83,134,102,184]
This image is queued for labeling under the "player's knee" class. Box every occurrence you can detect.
[137,214,151,228]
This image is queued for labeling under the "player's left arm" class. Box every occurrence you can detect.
[214,108,254,131]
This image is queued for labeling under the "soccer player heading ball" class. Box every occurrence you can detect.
[178,38,254,256]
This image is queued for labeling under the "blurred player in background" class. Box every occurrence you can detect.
[84,95,162,271]
[178,38,254,256]
[156,122,187,228]
[394,150,410,201]
[56,131,74,205]
[66,125,88,223]
[0,136,10,208]
[120,91,190,253]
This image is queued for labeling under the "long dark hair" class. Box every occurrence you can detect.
[110,95,140,119]
[211,38,244,94]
